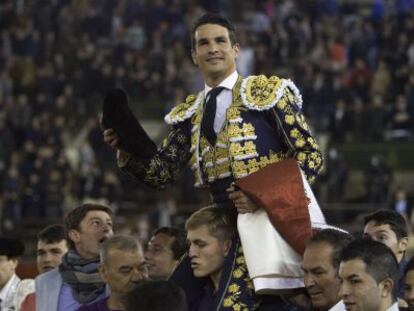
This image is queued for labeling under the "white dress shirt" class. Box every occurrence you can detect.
[203,70,238,134]
[0,274,18,304]
[387,302,399,311]
[329,300,346,311]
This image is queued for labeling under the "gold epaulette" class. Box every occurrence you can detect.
[240,75,303,111]
[164,92,203,125]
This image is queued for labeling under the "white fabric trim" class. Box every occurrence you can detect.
[229,117,243,123]
[201,146,210,156]
[234,153,259,161]
[216,158,229,164]
[229,135,257,142]
[218,172,232,178]
[252,277,304,294]
[216,143,228,149]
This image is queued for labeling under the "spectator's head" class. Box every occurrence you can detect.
[190,13,240,85]
[186,206,236,290]
[65,203,114,259]
[145,227,187,280]
[124,280,187,311]
[0,237,24,290]
[403,257,414,309]
[36,224,68,274]
[99,235,148,300]
[363,209,408,262]
[339,239,399,311]
[302,229,354,310]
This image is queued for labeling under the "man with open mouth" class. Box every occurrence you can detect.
[35,203,114,311]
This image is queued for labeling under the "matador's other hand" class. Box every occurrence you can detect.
[227,186,260,214]
[103,128,121,150]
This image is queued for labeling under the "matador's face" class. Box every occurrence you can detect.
[192,23,239,86]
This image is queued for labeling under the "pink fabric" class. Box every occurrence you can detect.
[20,293,35,311]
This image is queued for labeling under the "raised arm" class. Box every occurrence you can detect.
[115,121,193,189]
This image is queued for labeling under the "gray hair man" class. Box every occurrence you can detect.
[78,235,148,311]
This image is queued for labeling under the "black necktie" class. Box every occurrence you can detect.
[201,87,225,145]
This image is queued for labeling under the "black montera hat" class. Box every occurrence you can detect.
[102,88,157,158]
[0,237,25,257]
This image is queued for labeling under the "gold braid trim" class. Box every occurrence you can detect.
[240,75,303,111]
[164,92,204,125]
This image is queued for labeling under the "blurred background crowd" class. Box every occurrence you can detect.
[0,0,414,253]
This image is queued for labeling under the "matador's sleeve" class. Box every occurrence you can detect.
[117,120,192,189]
[271,89,323,184]
[115,92,203,189]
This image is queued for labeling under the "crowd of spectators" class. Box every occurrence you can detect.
[1,0,414,230]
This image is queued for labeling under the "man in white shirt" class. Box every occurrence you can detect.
[0,237,34,311]
[339,239,400,311]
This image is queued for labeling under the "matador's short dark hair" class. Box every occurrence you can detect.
[191,13,237,49]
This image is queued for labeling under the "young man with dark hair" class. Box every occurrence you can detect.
[145,227,187,280]
[403,257,414,309]
[103,12,323,309]
[37,224,68,274]
[20,224,68,311]
[64,203,114,251]
[302,229,353,311]
[79,235,148,311]
[124,280,187,311]
[35,203,114,311]
[363,209,409,297]
[338,239,399,311]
